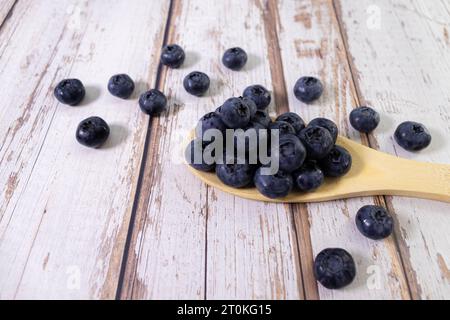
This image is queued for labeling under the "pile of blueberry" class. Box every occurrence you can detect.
[53,43,430,290]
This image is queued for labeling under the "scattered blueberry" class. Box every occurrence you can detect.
[314,248,356,290]
[254,168,293,199]
[293,76,323,103]
[107,74,135,99]
[183,71,210,96]
[319,145,352,177]
[216,161,255,188]
[219,97,251,129]
[243,85,271,110]
[160,44,185,68]
[298,125,334,159]
[276,112,306,133]
[349,106,380,133]
[355,205,394,240]
[139,89,167,115]
[251,109,271,128]
[222,47,248,71]
[308,118,338,143]
[185,138,215,172]
[76,116,110,148]
[277,134,306,173]
[54,79,85,106]
[196,112,226,139]
[293,160,324,192]
[269,121,296,136]
[394,121,431,151]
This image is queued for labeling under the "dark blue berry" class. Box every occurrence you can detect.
[394,121,431,151]
[216,161,255,188]
[107,74,135,99]
[234,121,267,160]
[314,248,356,289]
[219,97,251,129]
[251,109,271,128]
[54,79,85,106]
[243,85,271,110]
[319,145,352,177]
[160,44,185,68]
[254,168,293,199]
[242,96,257,117]
[183,71,210,96]
[293,160,324,192]
[185,138,215,172]
[277,134,306,173]
[298,126,334,160]
[196,112,226,139]
[294,76,323,103]
[76,116,110,148]
[269,121,296,136]
[355,205,394,240]
[139,89,167,115]
[276,112,306,133]
[308,118,338,143]
[349,106,380,133]
[222,47,248,71]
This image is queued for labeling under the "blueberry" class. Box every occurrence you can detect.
[234,121,267,159]
[243,85,271,110]
[242,96,257,117]
[293,160,324,192]
[308,118,338,143]
[251,109,271,128]
[222,47,248,71]
[319,145,352,177]
[275,112,306,133]
[294,76,323,103]
[160,44,185,68]
[394,121,431,151]
[139,89,167,115]
[183,71,210,96]
[219,97,251,129]
[54,79,85,106]
[196,112,227,139]
[314,248,356,290]
[349,106,380,133]
[277,134,306,173]
[269,121,296,136]
[185,138,215,172]
[107,74,135,99]
[355,205,394,240]
[216,161,255,188]
[298,126,334,160]
[76,116,110,148]
[254,168,293,199]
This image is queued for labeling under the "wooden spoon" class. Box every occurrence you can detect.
[185,133,450,203]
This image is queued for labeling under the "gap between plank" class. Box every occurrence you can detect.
[0,0,17,33]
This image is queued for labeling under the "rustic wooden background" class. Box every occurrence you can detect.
[0,0,449,300]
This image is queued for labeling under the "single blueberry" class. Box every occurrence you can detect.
[293,160,324,192]
[251,109,271,128]
[298,125,334,160]
[277,134,307,173]
[394,121,431,151]
[219,97,251,129]
[185,138,215,172]
[107,74,135,99]
[276,112,306,133]
[242,84,271,110]
[222,47,248,71]
[216,161,255,188]
[314,248,356,290]
[183,71,210,96]
[76,116,110,148]
[54,79,85,106]
[319,145,352,177]
[196,112,227,139]
[308,118,338,143]
[293,76,323,103]
[349,106,380,133]
[254,167,293,199]
[139,89,167,115]
[242,96,257,117]
[160,44,185,68]
[269,121,296,136]
[355,205,394,240]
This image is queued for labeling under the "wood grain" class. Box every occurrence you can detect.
[338,0,450,299]
[0,0,15,28]
[0,0,169,299]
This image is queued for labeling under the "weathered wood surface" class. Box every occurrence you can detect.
[0,0,15,26]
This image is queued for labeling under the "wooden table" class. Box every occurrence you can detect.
[0,0,449,300]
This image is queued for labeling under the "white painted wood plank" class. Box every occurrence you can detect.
[275,0,410,299]
[0,0,169,299]
[339,0,450,299]
[0,0,15,26]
